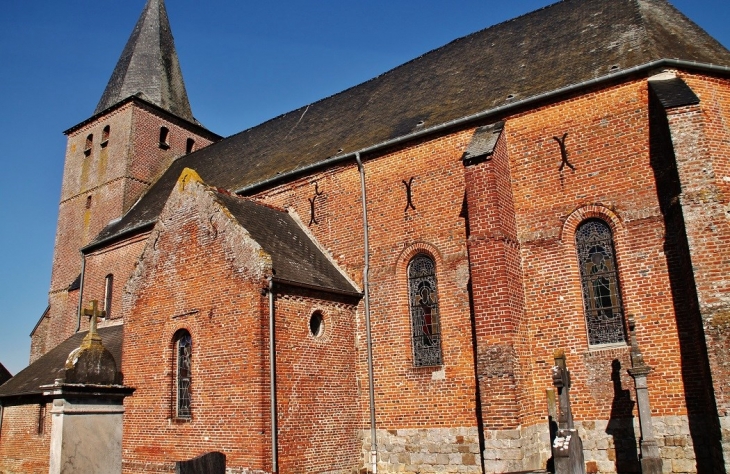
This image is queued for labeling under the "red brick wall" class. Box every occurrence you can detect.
[120,176,276,473]
[463,129,528,430]
[37,102,216,362]
[81,234,149,326]
[666,75,730,417]
[256,132,481,432]
[274,288,361,473]
[0,402,51,474]
[503,79,686,428]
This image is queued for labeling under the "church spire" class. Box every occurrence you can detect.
[94,0,194,122]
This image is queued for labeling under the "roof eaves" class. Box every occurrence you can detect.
[272,276,363,298]
[64,96,221,140]
[29,305,51,337]
[82,220,156,254]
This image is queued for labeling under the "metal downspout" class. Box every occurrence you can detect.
[356,152,378,473]
[75,254,87,332]
[0,403,4,441]
[268,277,279,473]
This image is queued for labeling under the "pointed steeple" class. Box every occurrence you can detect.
[94,0,194,122]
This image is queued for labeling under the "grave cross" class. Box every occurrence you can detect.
[81,300,106,348]
[552,350,574,430]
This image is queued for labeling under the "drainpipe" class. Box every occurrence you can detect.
[356,152,378,473]
[0,402,4,441]
[75,254,87,332]
[268,277,279,473]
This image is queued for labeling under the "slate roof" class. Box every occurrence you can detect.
[0,363,11,386]
[95,0,194,122]
[214,191,358,296]
[88,0,730,248]
[0,326,123,399]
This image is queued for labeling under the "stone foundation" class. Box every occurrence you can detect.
[482,424,551,473]
[362,427,482,473]
[577,415,721,474]
[358,415,725,473]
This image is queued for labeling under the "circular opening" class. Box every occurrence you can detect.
[309,311,324,338]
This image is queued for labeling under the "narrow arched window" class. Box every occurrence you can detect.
[576,219,626,345]
[186,138,195,154]
[84,134,93,156]
[174,330,192,419]
[100,125,110,148]
[408,254,442,366]
[103,274,113,318]
[159,126,170,149]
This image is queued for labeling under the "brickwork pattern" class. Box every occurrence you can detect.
[0,403,51,474]
[257,132,481,435]
[505,80,688,429]
[463,129,529,432]
[37,102,215,363]
[274,288,361,473]
[121,176,272,473]
[82,234,149,326]
[120,175,363,473]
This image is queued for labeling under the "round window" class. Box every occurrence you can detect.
[309,311,324,338]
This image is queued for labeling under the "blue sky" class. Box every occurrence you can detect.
[0,0,728,375]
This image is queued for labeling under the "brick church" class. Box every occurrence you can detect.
[2,0,730,472]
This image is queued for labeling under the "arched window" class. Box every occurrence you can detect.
[186,137,195,154]
[103,274,113,318]
[84,134,93,157]
[174,330,192,419]
[408,254,442,366]
[575,219,626,345]
[159,126,170,149]
[100,125,110,148]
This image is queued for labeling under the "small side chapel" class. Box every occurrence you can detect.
[2,0,730,473]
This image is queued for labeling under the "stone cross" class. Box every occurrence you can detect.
[81,300,105,349]
[626,315,663,474]
[551,350,585,474]
[552,350,574,430]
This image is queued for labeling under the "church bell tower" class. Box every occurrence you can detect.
[31,0,219,361]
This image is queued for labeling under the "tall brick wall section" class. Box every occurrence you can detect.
[654,73,730,471]
[121,175,319,473]
[0,402,51,474]
[273,287,361,473]
[256,132,481,435]
[463,130,528,432]
[36,102,216,363]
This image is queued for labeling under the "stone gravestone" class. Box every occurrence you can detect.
[44,301,134,474]
[176,451,226,474]
[551,350,586,474]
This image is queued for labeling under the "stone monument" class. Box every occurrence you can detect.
[551,350,586,474]
[626,315,663,474]
[43,301,134,474]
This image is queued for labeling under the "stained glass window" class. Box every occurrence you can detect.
[175,331,192,419]
[408,254,443,366]
[576,220,626,345]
